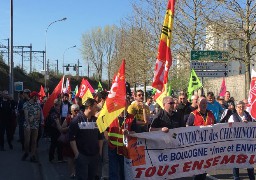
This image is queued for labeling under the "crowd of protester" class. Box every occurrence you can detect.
[0,88,255,180]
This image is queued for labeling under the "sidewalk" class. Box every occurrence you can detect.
[0,130,70,180]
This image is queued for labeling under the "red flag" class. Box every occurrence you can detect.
[248,69,256,119]
[96,60,126,132]
[66,77,71,94]
[152,0,176,91]
[77,78,94,104]
[38,85,46,98]
[43,77,64,118]
[219,78,226,96]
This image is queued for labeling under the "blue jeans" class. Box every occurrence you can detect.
[75,153,99,180]
[233,168,255,180]
[108,147,124,180]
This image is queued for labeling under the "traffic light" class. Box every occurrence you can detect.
[73,64,77,71]
[66,64,70,71]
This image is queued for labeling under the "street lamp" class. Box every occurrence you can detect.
[62,45,76,74]
[44,17,67,91]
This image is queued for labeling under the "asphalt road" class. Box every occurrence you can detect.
[0,130,255,180]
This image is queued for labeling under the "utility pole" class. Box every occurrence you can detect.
[56,59,58,75]
[21,47,24,70]
[29,43,32,73]
[9,0,14,97]
[88,63,89,78]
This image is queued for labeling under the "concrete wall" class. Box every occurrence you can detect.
[200,74,246,101]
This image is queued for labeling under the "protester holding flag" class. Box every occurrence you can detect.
[69,98,103,180]
[106,99,136,180]
[127,90,150,132]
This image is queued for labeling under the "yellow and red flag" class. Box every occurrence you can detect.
[152,0,176,91]
[96,60,126,132]
[43,76,64,118]
[77,78,94,104]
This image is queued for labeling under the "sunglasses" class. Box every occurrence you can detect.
[168,102,175,105]
[137,94,144,97]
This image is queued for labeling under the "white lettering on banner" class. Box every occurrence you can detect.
[124,123,256,179]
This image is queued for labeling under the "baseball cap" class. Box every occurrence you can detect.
[30,91,39,98]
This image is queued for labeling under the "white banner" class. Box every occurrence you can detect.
[124,123,256,179]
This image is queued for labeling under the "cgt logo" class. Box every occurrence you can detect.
[79,84,87,97]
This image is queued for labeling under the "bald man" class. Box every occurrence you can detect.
[186,97,215,180]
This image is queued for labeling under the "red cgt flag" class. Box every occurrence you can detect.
[43,76,64,119]
[248,69,256,119]
[77,78,94,104]
[152,0,176,91]
[96,60,126,132]
[219,78,226,97]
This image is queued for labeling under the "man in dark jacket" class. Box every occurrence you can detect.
[150,96,184,133]
[69,98,103,180]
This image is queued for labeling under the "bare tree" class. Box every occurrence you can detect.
[81,26,118,82]
[211,0,256,96]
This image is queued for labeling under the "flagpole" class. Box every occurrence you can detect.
[201,77,204,96]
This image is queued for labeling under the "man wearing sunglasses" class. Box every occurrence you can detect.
[150,96,183,133]
[128,90,150,132]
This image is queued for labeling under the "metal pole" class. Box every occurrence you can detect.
[29,44,32,73]
[9,0,14,96]
[56,59,58,75]
[7,38,9,67]
[21,47,24,71]
[44,17,67,89]
[62,45,76,74]
[77,59,79,76]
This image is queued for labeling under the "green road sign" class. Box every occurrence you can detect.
[191,50,228,61]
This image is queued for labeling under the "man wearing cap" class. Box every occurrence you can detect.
[21,91,41,162]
